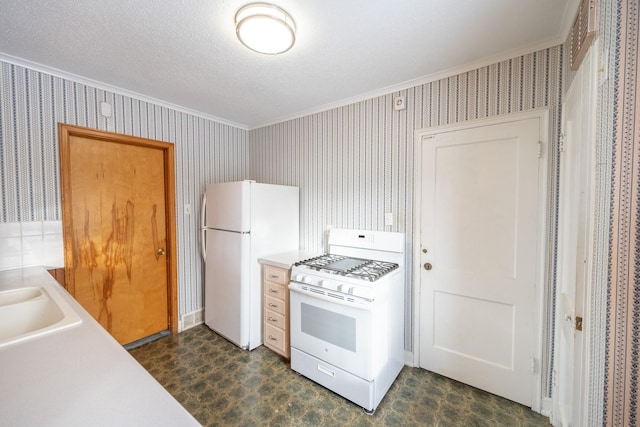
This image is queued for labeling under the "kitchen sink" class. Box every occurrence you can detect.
[0,287,45,307]
[0,282,82,349]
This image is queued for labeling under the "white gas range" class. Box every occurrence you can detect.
[288,228,405,414]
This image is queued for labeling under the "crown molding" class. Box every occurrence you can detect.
[0,52,248,131]
[249,37,566,130]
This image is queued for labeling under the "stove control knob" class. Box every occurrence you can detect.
[348,287,355,295]
[302,276,313,284]
[293,274,304,282]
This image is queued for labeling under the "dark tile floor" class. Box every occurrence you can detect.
[129,325,551,427]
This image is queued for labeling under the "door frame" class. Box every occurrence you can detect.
[58,123,178,334]
[552,40,598,427]
[412,109,550,412]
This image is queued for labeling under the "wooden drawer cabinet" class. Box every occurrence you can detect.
[264,324,286,354]
[265,309,286,329]
[262,265,290,358]
[264,265,288,285]
[265,295,285,315]
[264,282,287,300]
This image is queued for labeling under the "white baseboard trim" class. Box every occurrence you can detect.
[404,350,416,367]
[179,308,204,332]
[540,396,553,417]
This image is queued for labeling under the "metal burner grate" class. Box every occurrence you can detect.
[345,260,399,281]
[294,254,398,282]
[294,254,347,270]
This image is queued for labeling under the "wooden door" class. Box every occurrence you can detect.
[59,124,177,345]
[418,117,543,406]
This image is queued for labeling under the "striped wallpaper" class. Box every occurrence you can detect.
[600,0,640,425]
[2,44,566,401]
[0,63,249,316]
[249,46,563,397]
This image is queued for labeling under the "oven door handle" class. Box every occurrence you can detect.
[288,283,374,311]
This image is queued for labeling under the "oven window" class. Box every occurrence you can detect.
[300,303,356,352]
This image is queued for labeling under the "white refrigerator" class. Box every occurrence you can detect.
[201,180,299,350]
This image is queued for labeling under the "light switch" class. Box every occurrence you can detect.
[384,213,393,226]
[184,204,192,214]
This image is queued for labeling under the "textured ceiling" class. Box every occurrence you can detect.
[0,0,578,129]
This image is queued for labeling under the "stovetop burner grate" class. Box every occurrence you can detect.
[294,254,398,282]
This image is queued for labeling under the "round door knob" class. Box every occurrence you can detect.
[423,263,432,271]
[157,248,166,256]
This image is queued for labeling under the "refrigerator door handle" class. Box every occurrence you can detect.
[201,228,207,261]
[201,194,207,261]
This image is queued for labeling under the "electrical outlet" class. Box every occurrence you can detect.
[184,204,192,214]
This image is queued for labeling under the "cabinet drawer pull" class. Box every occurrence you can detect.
[268,274,279,279]
[268,316,277,322]
[269,288,278,294]
[269,303,278,308]
[268,335,278,341]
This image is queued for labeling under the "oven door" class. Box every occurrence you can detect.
[289,284,375,381]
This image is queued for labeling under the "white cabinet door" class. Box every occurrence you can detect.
[418,117,541,406]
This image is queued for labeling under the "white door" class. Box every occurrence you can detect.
[418,117,542,406]
[554,45,597,427]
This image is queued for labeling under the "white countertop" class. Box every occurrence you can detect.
[258,250,323,270]
[0,267,200,427]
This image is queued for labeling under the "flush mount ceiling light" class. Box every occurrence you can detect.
[235,3,296,55]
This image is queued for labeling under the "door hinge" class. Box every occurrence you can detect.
[558,133,566,153]
[537,141,543,158]
[530,357,539,374]
[575,316,583,331]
